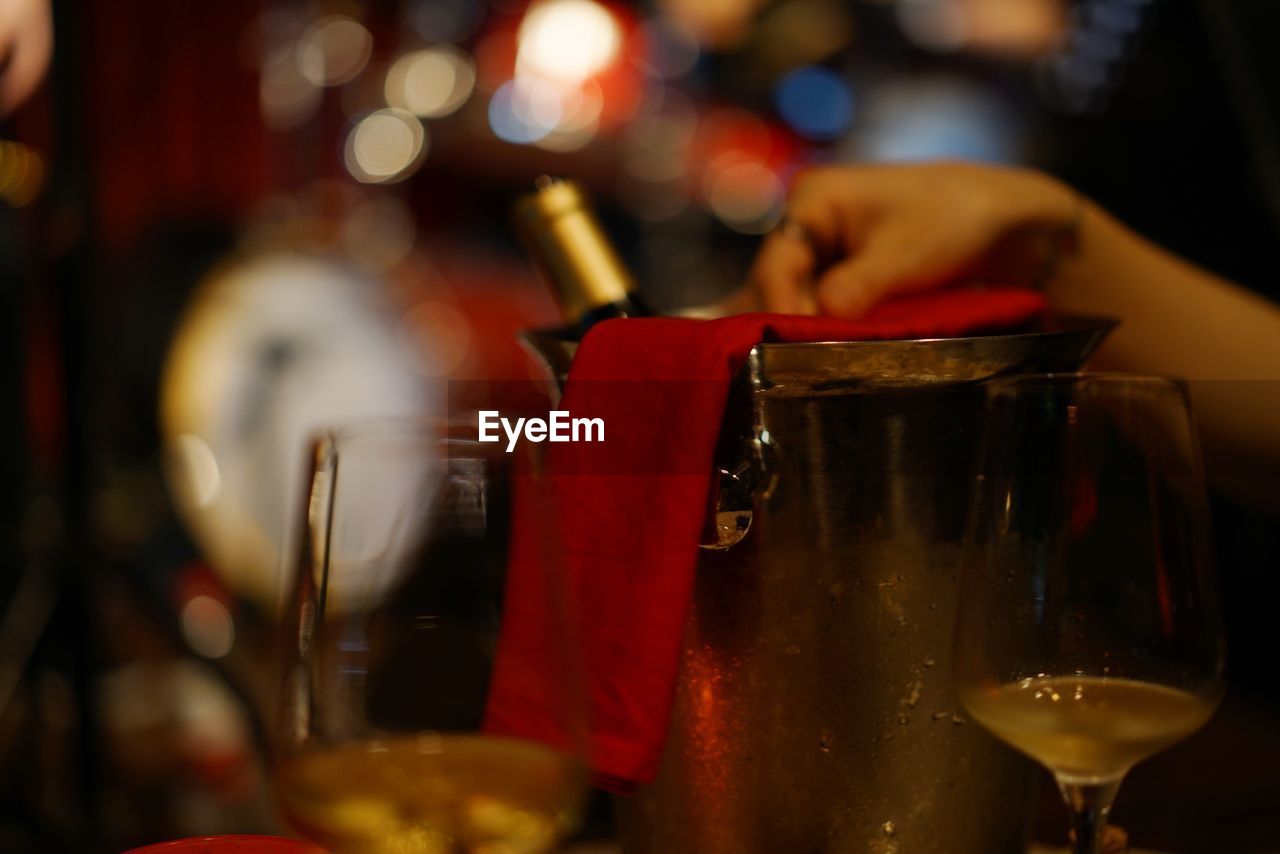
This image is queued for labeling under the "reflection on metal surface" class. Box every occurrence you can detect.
[580,317,1114,852]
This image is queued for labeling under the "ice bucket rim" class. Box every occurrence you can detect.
[522,314,1118,390]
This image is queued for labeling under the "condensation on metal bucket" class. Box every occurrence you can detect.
[524,316,1116,854]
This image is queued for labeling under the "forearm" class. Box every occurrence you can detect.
[1046,198,1280,504]
[1049,200,1280,381]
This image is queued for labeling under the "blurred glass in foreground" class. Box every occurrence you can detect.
[273,421,586,853]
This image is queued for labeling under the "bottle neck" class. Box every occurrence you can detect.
[516,179,639,327]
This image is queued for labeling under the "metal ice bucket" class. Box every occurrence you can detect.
[526,316,1115,853]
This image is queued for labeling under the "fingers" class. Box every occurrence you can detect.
[813,256,890,318]
[746,169,854,315]
[711,285,762,315]
[758,168,871,315]
[748,227,819,314]
[746,162,1062,319]
[0,0,52,116]
[814,229,964,318]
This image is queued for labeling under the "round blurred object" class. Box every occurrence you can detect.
[344,108,429,184]
[533,81,603,151]
[659,0,760,48]
[635,16,700,78]
[746,0,855,84]
[300,15,372,86]
[340,194,418,271]
[856,74,1017,163]
[488,77,563,144]
[898,0,1064,57]
[0,140,43,207]
[179,595,235,659]
[896,0,967,51]
[705,160,782,234]
[259,42,322,130]
[385,47,476,119]
[773,66,854,141]
[696,106,772,164]
[160,255,438,607]
[400,301,473,378]
[517,0,622,84]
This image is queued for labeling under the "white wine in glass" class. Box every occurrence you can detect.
[275,735,582,853]
[963,675,1217,784]
[955,375,1225,854]
[273,421,587,854]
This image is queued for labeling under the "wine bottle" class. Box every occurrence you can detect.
[514,176,651,336]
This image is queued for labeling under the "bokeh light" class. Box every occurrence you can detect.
[400,301,474,378]
[0,141,43,207]
[488,78,563,144]
[385,47,477,119]
[534,83,604,152]
[897,0,967,51]
[705,160,783,234]
[345,108,429,184]
[300,15,373,86]
[858,76,1015,163]
[517,0,623,85]
[340,194,418,271]
[774,66,855,141]
[696,107,772,165]
[259,42,322,130]
[179,595,235,659]
[635,16,700,79]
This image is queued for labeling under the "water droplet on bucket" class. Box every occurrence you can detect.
[819,728,834,753]
[882,820,896,836]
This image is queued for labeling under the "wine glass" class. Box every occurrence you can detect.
[273,419,586,853]
[954,374,1225,854]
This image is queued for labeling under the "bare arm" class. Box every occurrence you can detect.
[1050,199,1280,505]
[744,162,1280,503]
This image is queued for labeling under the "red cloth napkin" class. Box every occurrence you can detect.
[484,287,1047,788]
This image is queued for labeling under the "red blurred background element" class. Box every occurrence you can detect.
[85,0,268,256]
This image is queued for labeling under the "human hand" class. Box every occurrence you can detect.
[745,161,1080,317]
[0,0,51,116]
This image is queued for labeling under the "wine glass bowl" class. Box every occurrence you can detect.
[273,420,586,854]
[955,374,1225,852]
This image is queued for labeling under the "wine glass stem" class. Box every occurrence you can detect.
[1057,777,1121,854]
